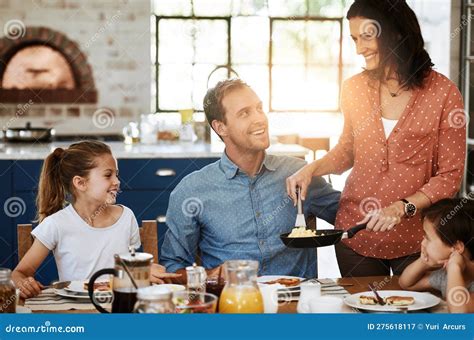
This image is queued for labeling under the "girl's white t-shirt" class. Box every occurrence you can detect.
[31,204,141,281]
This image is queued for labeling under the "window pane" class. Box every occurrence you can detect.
[206,65,230,88]
[307,21,341,64]
[268,0,306,17]
[272,66,339,111]
[194,0,232,16]
[231,17,269,64]
[153,0,192,16]
[308,0,350,17]
[233,65,269,110]
[272,21,306,65]
[232,0,268,16]
[306,66,339,110]
[192,64,218,110]
[195,20,228,64]
[158,65,193,109]
[158,20,194,63]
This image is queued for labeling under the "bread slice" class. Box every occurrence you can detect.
[83,281,111,291]
[262,278,301,287]
[359,295,378,305]
[385,296,415,306]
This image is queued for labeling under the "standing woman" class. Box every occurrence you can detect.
[287,0,466,277]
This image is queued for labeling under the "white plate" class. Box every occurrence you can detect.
[344,290,441,312]
[65,280,111,294]
[54,288,112,300]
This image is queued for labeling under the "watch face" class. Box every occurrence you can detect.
[406,203,416,216]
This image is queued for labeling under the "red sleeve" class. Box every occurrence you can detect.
[419,85,466,203]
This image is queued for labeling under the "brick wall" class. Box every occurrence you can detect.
[0,0,151,135]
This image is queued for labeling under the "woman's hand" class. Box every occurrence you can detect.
[150,263,182,284]
[286,163,316,205]
[17,277,44,299]
[357,201,405,232]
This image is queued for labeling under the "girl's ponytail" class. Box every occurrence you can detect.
[36,148,66,222]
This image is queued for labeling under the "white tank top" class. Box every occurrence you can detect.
[381,117,398,138]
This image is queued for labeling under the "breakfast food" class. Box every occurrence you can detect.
[83,281,111,291]
[359,294,415,306]
[288,227,317,238]
[359,295,378,305]
[385,296,415,306]
[262,278,300,287]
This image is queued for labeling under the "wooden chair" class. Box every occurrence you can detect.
[17,220,159,264]
[140,220,158,263]
[17,224,33,262]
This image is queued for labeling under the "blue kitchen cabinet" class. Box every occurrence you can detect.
[0,160,14,270]
[117,158,218,190]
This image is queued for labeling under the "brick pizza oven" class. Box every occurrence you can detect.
[0,26,97,104]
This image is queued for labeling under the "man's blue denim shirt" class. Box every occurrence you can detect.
[160,152,340,278]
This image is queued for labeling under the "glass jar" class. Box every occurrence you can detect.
[133,286,175,313]
[186,264,207,294]
[0,268,16,313]
[219,260,263,314]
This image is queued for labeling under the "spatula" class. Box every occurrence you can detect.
[295,187,306,228]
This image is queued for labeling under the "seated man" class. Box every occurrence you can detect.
[160,79,340,279]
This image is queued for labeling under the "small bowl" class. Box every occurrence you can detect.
[309,296,344,313]
[173,291,218,314]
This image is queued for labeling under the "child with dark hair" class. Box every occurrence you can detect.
[399,199,474,313]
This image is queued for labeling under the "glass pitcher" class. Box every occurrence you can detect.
[88,249,153,313]
[219,260,263,314]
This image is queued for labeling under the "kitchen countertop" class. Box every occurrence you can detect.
[0,141,311,160]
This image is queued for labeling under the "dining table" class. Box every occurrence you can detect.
[21,275,447,314]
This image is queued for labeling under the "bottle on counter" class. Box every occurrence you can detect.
[179,109,196,142]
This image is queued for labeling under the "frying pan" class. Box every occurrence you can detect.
[280,223,367,248]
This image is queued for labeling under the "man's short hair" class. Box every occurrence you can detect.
[203,78,250,133]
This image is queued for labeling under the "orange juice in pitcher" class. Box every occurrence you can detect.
[218,260,263,314]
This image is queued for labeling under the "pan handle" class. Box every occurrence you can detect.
[346,223,367,238]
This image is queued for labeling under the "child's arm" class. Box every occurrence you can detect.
[445,252,474,313]
[399,257,435,291]
[12,239,50,298]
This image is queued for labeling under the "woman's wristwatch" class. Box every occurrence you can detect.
[401,199,417,217]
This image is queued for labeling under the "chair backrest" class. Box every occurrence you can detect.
[17,221,159,264]
[17,223,33,262]
[140,220,158,263]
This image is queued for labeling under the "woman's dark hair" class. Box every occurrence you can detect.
[347,0,434,89]
[422,198,474,257]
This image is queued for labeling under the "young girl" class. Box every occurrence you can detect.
[12,140,177,298]
[399,199,474,313]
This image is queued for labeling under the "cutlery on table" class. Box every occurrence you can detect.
[42,281,71,290]
[368,283,385,305]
